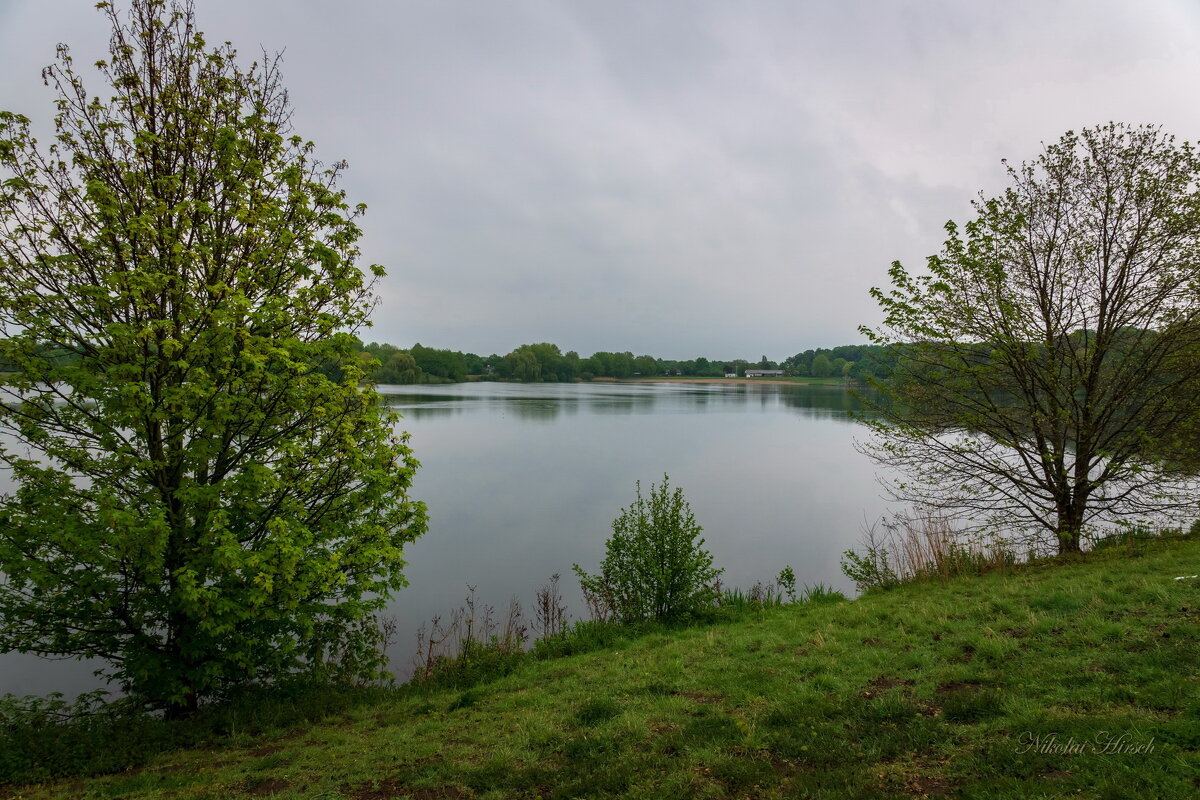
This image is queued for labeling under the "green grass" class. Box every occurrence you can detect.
[6,536,1200,799]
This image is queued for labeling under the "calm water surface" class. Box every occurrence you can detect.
[1,380,895,696]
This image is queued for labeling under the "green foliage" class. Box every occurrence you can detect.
[360,342,424,384]
[411,343,467,381]
[810,353,834,377]
[776,565,797,602]
[861,123,1200,554]
[0,0,426,715]
[573,475,722,623]
[583,350,635,379]
[505,346,543,382]
[783,344,899,381]
[327,340,896,385]
[633,354,658,375]
[840,547,899,592]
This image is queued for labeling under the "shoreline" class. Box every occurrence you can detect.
[22,535,1199,797]
[604,376,849,387]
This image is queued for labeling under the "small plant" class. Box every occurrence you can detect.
[573,474,722,624]
[840,546,898,592]
[776,565,798,603]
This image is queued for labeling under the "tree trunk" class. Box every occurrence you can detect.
[1057,531,1083,555]
[1055,502,1085,555]
[164,689,199,720]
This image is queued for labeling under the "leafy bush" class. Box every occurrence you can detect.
[840,546,899,592]
[777,566,798,602]
[573,475,722,623]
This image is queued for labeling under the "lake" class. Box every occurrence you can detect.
[0,380,895,697]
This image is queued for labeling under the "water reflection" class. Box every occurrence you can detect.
[380,381,872,421]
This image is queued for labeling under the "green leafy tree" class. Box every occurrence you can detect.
[586,350,633,378]
[506,348,541,382]
[0,0,427,715]
[380,350,422,384]
[633,354,658,375]
[410,343,466,381]
[562,350,581,380]
[862,124,1200,554]
[846,360,871,382]
[463,352,485,376]
[573,475,722,623]
[503,343,574,382]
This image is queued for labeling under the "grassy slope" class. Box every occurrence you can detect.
[11,538,1200,800]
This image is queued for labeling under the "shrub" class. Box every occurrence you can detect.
[840,546,899,592]
[573,475,722,623]
[777,565,798,602]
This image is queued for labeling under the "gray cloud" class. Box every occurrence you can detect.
[3,0,1199,359]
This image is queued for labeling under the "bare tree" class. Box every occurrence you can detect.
[861,124,1200,554]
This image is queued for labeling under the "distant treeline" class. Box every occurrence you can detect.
[358,341,899,385]
[1,339,900,386]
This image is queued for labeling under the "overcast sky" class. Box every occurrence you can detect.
[2,1,1200,360]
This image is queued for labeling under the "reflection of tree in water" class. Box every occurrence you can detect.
[378,391,461,404]
[391,405,465,420]
[379,384,880,421]
[585,392,658,415]
[380,392,470,420]
[776,386,871,415]
[509,399,563,422]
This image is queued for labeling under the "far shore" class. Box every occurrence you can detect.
[597,376,849,387]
